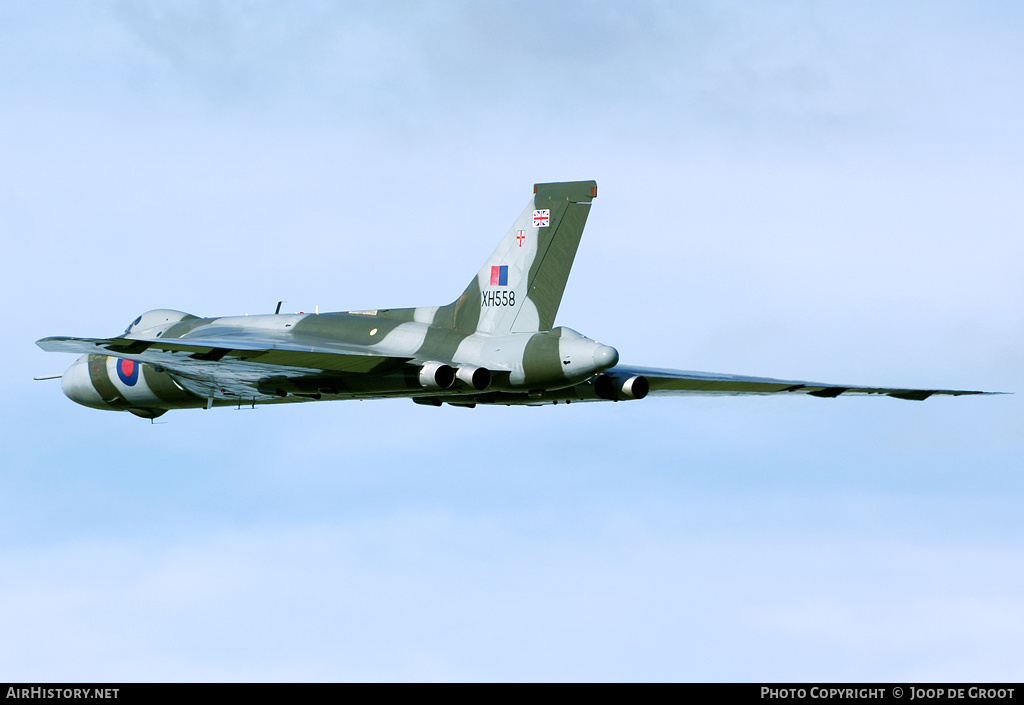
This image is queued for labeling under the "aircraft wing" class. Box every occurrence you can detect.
[35,336,996,406]
[36,335,412,400]
[37,334,400,367]
[610,365,994,401]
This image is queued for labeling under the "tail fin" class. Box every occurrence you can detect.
[434,180,597,334]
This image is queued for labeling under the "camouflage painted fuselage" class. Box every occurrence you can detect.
[50,181,624,417]
[60,309,619,416]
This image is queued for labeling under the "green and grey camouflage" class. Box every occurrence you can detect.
[37,180,993,419]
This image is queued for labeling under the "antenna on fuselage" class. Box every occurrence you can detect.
[275,301,283,314]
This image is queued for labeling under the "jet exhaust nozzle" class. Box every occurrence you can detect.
[419,362,456,389]
[594,373,649,401]
[456,365,491,391]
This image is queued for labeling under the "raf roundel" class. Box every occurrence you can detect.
[115,358,139,386]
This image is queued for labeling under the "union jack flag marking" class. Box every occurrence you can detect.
[533,210,550,227]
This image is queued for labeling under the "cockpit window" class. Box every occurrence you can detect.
[125,315,142,334]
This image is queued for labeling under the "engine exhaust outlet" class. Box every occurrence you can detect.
[419,362,456,389]
[456,365,491,391]
[594,373,649,401]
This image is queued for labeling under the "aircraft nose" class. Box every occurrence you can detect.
[593,344,619,370]
[61,355,110,410]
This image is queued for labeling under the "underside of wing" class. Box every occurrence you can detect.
[605,365,994,401]
[406,364,996,408]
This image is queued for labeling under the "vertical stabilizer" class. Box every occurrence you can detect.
[434,180,597,334]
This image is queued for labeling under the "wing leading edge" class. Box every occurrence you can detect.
[36,335,412,401]
[36,335,407,371]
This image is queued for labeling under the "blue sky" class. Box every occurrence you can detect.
[2,1,1022,681]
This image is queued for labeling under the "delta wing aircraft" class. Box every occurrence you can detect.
[37,180,990,419]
